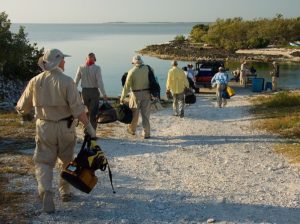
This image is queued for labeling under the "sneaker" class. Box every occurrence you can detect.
[127,127,135,135]
[179,113,184,118]
[43,191,55,213]
[144,136,150,139]
[61,193,74,202]
[223,101,227,107]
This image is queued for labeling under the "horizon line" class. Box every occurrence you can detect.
[12,21,212,25]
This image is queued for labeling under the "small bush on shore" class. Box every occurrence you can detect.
[174,35,186,43]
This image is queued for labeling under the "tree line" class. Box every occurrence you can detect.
[0,12,43,81]
[189,15,300,51]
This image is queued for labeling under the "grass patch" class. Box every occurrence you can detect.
[275,143,300,164]
[250,91,300,164]
[0,112,35,151]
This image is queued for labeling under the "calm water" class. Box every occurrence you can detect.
[12,23,300,95]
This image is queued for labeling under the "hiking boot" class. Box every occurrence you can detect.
[43,191,55,214]
[127,127,135,135]
[61,193,74,202]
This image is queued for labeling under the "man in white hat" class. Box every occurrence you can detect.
[16,48,96,213]
[75,53,107,130]
[120,55,152,139]
[166,60,189,117]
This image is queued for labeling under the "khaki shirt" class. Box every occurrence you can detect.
[74,64,106,96]
[16,68,85,121]
[166,67,189,94]
[120,64,150,101]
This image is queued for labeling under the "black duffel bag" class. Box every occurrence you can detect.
[115,104,133,124]
[184,88,196,104]
[185,94,196,104]
[97,102,117,124]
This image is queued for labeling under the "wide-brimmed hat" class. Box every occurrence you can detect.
[38,49,70,71]
[132,55,144,65]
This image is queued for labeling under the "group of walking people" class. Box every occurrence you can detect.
[15,49,191,213]
[15,47,280,214]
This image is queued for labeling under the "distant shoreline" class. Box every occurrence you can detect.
[138,41,300,63]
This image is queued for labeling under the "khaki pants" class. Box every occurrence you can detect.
[216,83,227,107]
[272,76,278,91]
[240,72,247,87]
[172,92,185,116]
[128,91,151,137]
[33,119,76,197]
[82,88,100,129]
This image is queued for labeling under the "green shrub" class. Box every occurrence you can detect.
[174,35,186,43]
[0,12,43,81]
[200,15,300,50]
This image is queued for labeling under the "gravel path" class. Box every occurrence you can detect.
[16,89,300,224]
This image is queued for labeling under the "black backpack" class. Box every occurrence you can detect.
[146,65,160,98]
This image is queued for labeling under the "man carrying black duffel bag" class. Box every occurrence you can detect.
[120,55,153,139]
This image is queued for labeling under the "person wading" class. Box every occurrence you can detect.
[75,53,108,130]
[16,49,96,213]
[166,60,189,118]
[120,55,152,139]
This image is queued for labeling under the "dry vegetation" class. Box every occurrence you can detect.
[250,91,300,165]
[0,111,36,223]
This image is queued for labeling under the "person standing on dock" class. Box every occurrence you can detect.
[271,61,280,91]
[75,53,108,130]
[240,61,248,87]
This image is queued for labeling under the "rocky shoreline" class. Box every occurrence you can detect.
[138,41,300,63]
[0,74,26,111]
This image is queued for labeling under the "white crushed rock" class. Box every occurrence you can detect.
[11,89,300,223]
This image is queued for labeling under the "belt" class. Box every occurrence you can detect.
[133,88,150,92]
[39,115,74,128]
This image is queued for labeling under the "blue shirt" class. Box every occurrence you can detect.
[211,72,228,85]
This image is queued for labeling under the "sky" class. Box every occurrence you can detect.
[1,0,300,23]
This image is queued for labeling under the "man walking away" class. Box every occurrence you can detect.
[211,67,228,108]
[166,60,189,118]
[75,53,108,130]
[271,61,280,91]
[120,55,152,139]
[16,49,96,213]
